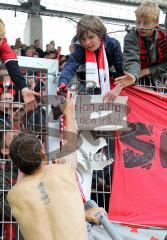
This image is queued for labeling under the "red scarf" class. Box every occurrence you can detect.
[139,29,167,68]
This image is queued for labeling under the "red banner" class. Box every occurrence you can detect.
[108,86,167,227]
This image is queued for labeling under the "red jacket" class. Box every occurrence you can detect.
[0,37,27,90]
[0,37,17,64]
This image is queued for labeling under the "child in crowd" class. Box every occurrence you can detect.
[58,15,127,97]
[105,0,167,101]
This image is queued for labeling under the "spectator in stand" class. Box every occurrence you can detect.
[10,103,25,130]
[0,68,16,96]
[27,74,36,91]
[0,93,13,134]
[0,19,39,110]
[44,43,54,57]
[0,92,25,130]
[105,0,167,101]
[59,55,69,72]
[25,72,45,94]
[50,40,56,51]
[15,38,23,49]
[20,44,27,56]
[24,46,35,57]
[58,15,126,96]
[14,38,26,56]
[0,91,13,114]
[45,50,57,59]
[33,39,45,58]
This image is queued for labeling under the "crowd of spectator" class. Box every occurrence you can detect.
[11,38,69,63]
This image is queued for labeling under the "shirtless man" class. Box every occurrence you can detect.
[7,92,87,240]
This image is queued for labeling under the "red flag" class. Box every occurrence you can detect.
[108,86,167,227]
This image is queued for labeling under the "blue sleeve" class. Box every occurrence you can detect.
[111,39,124,76]
[59,45,85,85]
[5,60,27,90]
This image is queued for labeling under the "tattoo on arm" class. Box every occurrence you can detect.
[38,181,50,204]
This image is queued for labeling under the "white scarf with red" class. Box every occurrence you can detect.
[85,40,110,95]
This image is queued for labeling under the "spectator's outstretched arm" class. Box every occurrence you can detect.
[58,45,84,86]
[59,91,77,169]
[103,29,141,103]
[103,71,136,102]
[5,61,40,111]
[0,38,39,111]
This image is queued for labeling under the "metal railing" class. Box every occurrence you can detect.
[0,56,58,240]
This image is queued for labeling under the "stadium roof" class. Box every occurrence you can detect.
[0,0,166,27]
